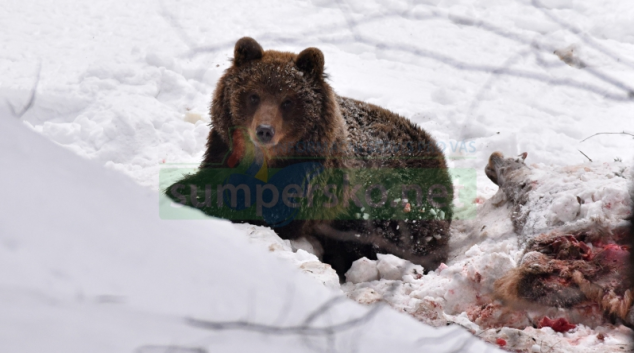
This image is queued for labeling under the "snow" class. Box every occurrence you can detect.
[0,110,495,352]
[345,257,380,284]
[521,162,632,239]
[342,160,633,351]
[2,0,634,351]
[3,0,633,194]
[235,223,341,290]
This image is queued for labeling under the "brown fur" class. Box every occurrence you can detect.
[485,151,531,234]
[488,151,634,325]
[204,39,346,167]
[173,37,453,278]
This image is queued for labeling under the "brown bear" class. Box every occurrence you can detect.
[167,37,453,279]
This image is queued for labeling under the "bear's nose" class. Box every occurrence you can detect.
[256,125,275,144]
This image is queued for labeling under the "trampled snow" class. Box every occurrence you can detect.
[2,0,634,352]
[343,159,633,352]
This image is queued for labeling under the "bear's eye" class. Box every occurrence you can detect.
[248,94,260,105]
[281,99,293,110]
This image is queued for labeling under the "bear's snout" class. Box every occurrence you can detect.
[256,124,275,144]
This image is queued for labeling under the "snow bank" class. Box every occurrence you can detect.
[0,114,497,352]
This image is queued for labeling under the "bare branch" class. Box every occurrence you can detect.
[531,0,634,71]
[467,47,532,118]
[185,301,383,336]
[160,2,634,102]
[302,296,350,326]
[157,0,197,49]
[577,149,592,162]
[580,131,634,143]
[415,326,481,353]
[7,62,41,119]
[135,345,207,353]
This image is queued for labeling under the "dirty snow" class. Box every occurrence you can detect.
[343,160,633,352]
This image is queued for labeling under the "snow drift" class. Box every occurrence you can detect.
[0,114,496,352]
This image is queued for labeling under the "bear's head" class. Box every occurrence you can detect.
[210,37,346,160]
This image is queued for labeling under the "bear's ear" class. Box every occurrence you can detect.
[233,37,263,67]
[296,47,325,79]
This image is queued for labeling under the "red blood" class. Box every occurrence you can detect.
[538,317,576,333]
[474,272,482,283]
[577,241,593,260]
[597,244,629,266]
[603,243,627,252]
[551,235,594,260]
[542,276,570,286]
[227,130,246,168]
[495,338,507,347]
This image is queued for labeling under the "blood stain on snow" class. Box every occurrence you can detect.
[473,272,482,283]
[538,317,576,333]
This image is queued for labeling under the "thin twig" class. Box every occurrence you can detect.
[7,62,41,119]
[185,303,383,336]
[580,131,634,143]
[531,0,634,71]
[578,149,592,162]
[159,3,634,102]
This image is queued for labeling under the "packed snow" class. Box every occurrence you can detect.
[2,0,634,352]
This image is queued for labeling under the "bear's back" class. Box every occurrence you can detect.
[337,96,447,171]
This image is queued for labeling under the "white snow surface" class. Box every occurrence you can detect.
[2,0,634,352]
[0,112,494,352]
